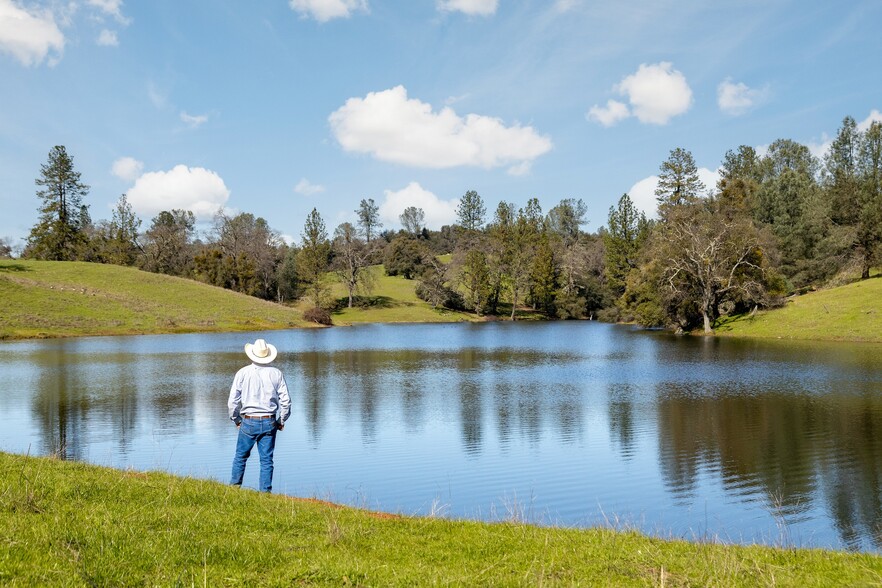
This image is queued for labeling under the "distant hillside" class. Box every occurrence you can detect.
[0,261,310,339]
[327,265,474,325]
[715,276,882,343]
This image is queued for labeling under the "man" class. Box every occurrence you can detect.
[228,338,291,493]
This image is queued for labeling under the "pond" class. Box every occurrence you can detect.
[2,321,881,552]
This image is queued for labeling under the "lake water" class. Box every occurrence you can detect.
[2,322,881,552]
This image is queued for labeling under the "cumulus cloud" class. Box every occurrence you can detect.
[626,167,720,219]
[437,0,497,16]
[379,182,458,230]
[111,156,143,182]
[180,111,209,128]
[858,109,882,132]
[126,165,231,220]
[329,85,552,173]
[717,78,766,116]
[294,178,325,196]
[97,29,117,46]
[589,62,692,126]
[289,0,368,22]
[0,0,64,66]
[587,99,630,127]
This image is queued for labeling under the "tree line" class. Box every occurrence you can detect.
[18,114,882,330]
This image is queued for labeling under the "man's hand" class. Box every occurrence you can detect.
[277,422,284,431]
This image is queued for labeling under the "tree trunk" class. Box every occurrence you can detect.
[510,286,518,321]
[702,310,713,334]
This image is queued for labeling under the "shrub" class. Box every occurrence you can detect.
[303,306,332,325]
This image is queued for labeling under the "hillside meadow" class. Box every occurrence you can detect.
[715,275,882,343]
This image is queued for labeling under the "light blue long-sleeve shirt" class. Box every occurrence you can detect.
[228,363,291,425]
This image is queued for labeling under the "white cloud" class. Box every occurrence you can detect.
[126,165,231,220]
[858,109,882,132]
[717,78,766,116]
[180,111,208,128]
[590,62,692,127]
[379,182,458,230]
[587,99,630,127]
[627,175,660,219]
[294,178,325,196]
[111,157,143,182]
[616,62,692,125]
[329,85,552,170]
[437,0,497,16]
[97,28,117,46]
[698,167,721,195]
[0,0,64,66]
[289,0,367,22]
[626,166,720,219]
[87,0,129,24]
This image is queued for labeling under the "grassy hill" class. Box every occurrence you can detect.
[326,265,474,325]
[715,276,882,343]
[0,260,474,340]
[3,452,880,586]
[0,260,311,339]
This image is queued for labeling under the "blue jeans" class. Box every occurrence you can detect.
[230,417,278,492]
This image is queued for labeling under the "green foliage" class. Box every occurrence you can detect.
[25,146,91,261]
[355,198,382,242]
[100,194,142,266]
[140,209,196,276]
[383,236,426,279]
[655,147,705,220]
[458,249,492,315]
[603,193,649,297]
[456,189,486,231]
[299,208,332,308]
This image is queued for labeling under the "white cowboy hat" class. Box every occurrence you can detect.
[245,338,277,364]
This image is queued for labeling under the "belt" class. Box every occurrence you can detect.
[243,415,274,420]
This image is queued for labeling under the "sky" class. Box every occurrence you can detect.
[2,0,881,247]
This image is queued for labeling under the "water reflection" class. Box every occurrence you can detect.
[2,323,882,551]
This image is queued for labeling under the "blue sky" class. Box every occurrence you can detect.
[2,0,881,246]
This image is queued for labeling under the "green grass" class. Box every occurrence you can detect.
[2,453,880,586]
[0,260,311,339]
[716,276,882,343]
[327,265,475,324]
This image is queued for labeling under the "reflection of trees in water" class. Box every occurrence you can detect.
[32,348,87,460]
[607,384,636,459]
[31,347,149,460]
[299,352,329,446]
[655,385,882,549]
[295,348,583,454]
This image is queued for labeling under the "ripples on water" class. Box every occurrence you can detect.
[1,322,882,551]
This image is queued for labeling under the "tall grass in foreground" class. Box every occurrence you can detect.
[2,453,881,586]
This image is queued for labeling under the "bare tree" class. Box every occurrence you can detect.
[333,222,374,308]
[657,203,772,334]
